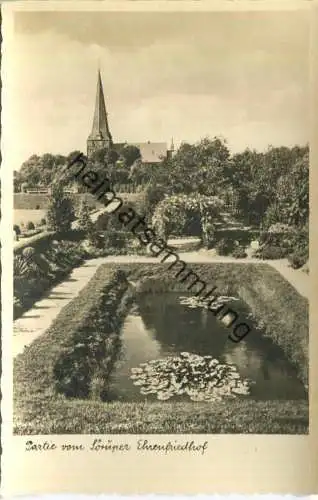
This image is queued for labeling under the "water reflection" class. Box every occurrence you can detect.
[108,292,306,402]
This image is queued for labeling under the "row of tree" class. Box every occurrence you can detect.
[15,136,309,229]
[14,144,141,192]
[131,138,309,228]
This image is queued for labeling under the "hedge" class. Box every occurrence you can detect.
[214,228,260,246]
[14,268,131,422]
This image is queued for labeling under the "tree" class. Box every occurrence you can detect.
[146,137,231,197]
[230,145,309,226]
[77,200,94,236]
[14,170,23,192]
[118,144,141,168]
[46,185,75,232]
[273,151,309,227]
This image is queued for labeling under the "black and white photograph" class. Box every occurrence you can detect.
[6,3,311,439]
[2,0,318,495]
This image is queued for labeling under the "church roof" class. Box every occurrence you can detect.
[89,69,112,143]
[132,142,167,163]
[114,141,168,163]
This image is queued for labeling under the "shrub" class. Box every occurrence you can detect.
[232,246,247,259]
[215,238,235,256]
[289,227,308,255]
[40,218,46,226]
[267,223,294,234]
[95,211,110,231]
[35,204,40,210]
[288,251,308,269]
[13,224,21,236]
[215,229,257,247]
[259,225,296,248]
[302,262,309,274]
[78,200,93,232]
[22,246,35,259]
[47,185,75,232]
[14,255,33,278]
[104,230,131,249]
[26,221,35,230]
[144,184,166,216]
[14,240,90,318]
[255,245,288,260]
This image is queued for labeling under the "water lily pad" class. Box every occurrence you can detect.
[130,352,251,402]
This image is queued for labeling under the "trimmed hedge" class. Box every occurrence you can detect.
[14,269,131,420]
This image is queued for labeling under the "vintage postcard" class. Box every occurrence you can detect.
[1,0,317,495]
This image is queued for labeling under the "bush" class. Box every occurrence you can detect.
[144,184,166,216]
[302,262,309,274]
[259,225,297,249]
[289,227,308,255]
[13,224,21,236]
[215,229,257,247]
[255,245,288,260]
[26,221,35,230]
[288,251,308,269]
[22,246,35,259]
[232,246,247,259]
[104,230,131,249]
[14,255,33,279]
[267,223,294,234]
[47,185,75,232]
[215,238,235,256]
[95,212,110,231]
[78,200,93,232]
[40,218,46,226]
[14,240,89,318]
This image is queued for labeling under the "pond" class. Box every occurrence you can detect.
[107,292,306,402]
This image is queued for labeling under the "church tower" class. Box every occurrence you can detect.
[87,69,113,158]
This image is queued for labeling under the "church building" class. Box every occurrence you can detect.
[87,70,174,164]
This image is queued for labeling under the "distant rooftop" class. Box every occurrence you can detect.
[132,142,167,163]
[115,141,168,163]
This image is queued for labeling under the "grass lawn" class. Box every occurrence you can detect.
[14,209,47,226]
[14,396,308,435]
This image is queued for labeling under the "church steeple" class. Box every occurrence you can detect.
[87,69,113,158]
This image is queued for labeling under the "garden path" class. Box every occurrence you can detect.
[101,247,309,300]
[13,257,107,358]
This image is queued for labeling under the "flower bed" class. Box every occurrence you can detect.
[14,240,90,318]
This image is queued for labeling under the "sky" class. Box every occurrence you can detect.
[8,9,309,169]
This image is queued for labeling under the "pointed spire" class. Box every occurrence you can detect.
[89,69,112,144]
[170,137,175,151]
